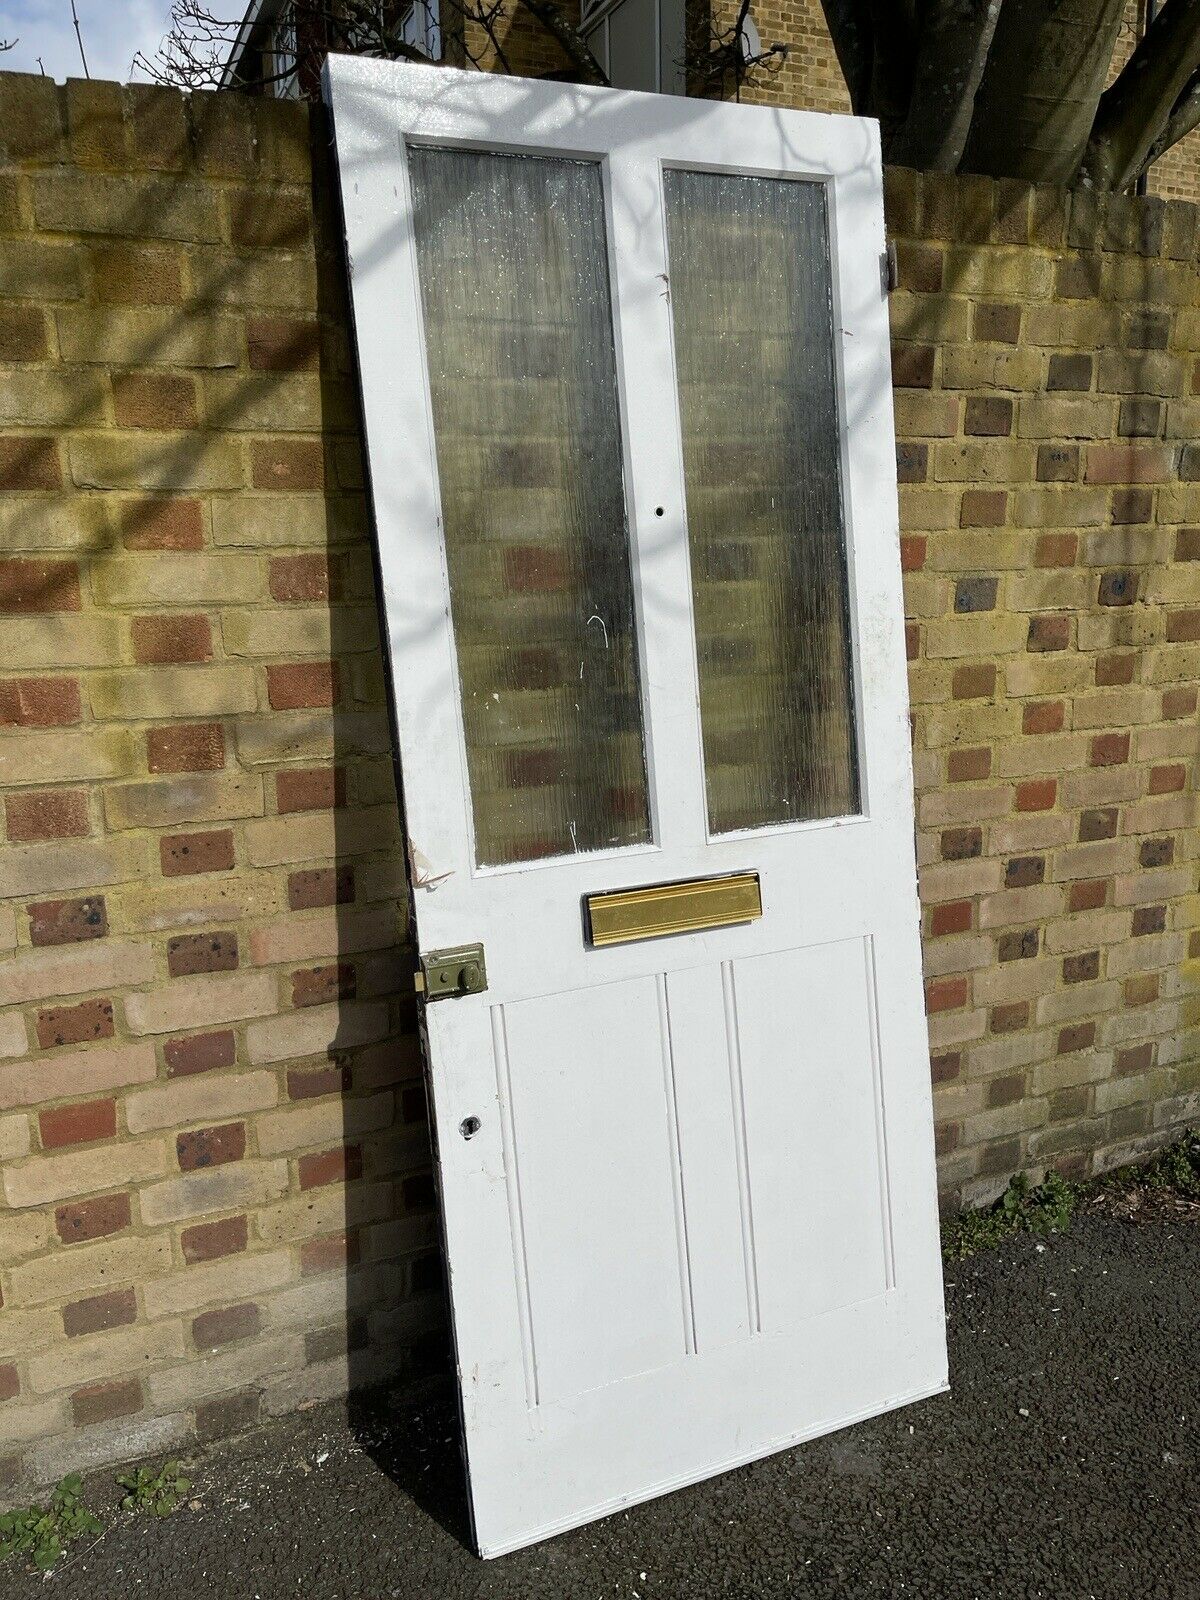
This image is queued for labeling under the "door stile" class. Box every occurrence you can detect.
[604,150,708,857]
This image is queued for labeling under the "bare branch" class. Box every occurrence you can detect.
[888,0,1002,170]
[1080,0,1200,190]
[70,0,90,76]
[511,0,607,83]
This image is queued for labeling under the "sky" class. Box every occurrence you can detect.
[3,0,178,84]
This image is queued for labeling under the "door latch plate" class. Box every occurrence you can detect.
[417,943,487,1000]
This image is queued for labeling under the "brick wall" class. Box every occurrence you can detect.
[0,71,1197,1492]
[0,75,441,1498]
[887,167,1200,1210]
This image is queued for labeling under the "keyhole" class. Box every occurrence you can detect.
[654,506,664,517]
[460,1115,481,1140]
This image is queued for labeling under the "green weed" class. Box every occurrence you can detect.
[117,1460,191,1518]
[0,1473,103,1572]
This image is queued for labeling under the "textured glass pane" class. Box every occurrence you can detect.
[663,170,859,833]
[410,149,651,866]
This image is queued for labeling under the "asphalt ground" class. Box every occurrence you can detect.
[5,1212,1197,1600]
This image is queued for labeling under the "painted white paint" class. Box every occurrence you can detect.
[326,57,947,1558]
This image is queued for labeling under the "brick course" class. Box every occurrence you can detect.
[0,70,1197,1501]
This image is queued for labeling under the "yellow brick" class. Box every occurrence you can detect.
[0,1041,157,1112]
[124,970,277,1036]
[90,666,257,721]
[138,1159,289,1227]
[0,614,121,669]
[0,940,154,1007]
[142,1247,293,1318]
[9,1233,173,1307]
[90,553,264,606]
[103,772,264,832]
[126,1070,279,1133]
[244,1000,390,1067]
[28,1322,186,1395]
[0,729,135,787]
[4,1140,168,1209]
[254,1090,392,1157]
[0,838,154,902]
[69,434,243,493]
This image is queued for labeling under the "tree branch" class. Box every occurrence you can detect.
[511,0,608,82]
[817,0,874,112]
[888,0,1003,170]
[1079,0,1200,190]
[1136,64,1200,175]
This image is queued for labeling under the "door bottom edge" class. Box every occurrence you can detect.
[475,1374,951,1558]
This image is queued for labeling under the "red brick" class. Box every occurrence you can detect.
[1023,701,1064,735]
[960,490,1007,527]
[177,1122,246,1172]
[269,554,340,603]
[1132,905,1166,936]
[298,1145,362,1190]
[905,623,920,661]
[998,928,1039,962]
[1090,732,1130,767]
[0,559,80,613]
[1062,951,1100,984]
[37,997,114,1050]
[0,306,47,362]
[1015,778,1057,812]
[1176,528,1200,562]
[897,443,928,484]
[900,536,926,573]
[40,1098,117,1149]
[28,895,108,947]
[181,1213,248,1264]
[952,663,996,700]
[287,866,353,911]
[247,316,321,371]
[964,396,1012,436]
[891,344,935,387]
[165,1029,236,1077]
[160,828,235,876]
[1057,1022,1096,1054]
[1084,445,1171,484]
[931,1051,960,1084]
[1149,763,1185,794]
[1163,686,1198,719]
[276,767,346,813]
[929,900,972,937]
[72,1379,142,1428]
[131,614,213,665]
[56,1192,131,1245]
[122,498,204,551]
[1034,533,1077,568]
[948,747,991,783]
[1110,487,1154,525]
[300,1231,360,1275]
[193,1302,261,1348]
[1028,615,1070,652]
[147,721,226,774]
[941,826,982,860]
[925,976,968,1013]
[1167,609,1200,643]
[5,789,89,842]
[1069,879,1108,912]
[0,677,81,727]
[1005,856,1045,888]
[62,1287,137,1339]
[112,372,197,431]
[287,1063,350,1100]
[0,437,62,491]
[167,930,239,977]
[0,1366,17,1402]
[267,662,339,710]
[251,438,325,490]
[1096,652,1135,687]
[1116,1043,1154,1076]
[291,963,355,1008]
[991,1001,1029,1034]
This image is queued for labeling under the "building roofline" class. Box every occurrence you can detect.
[219,0,283,88]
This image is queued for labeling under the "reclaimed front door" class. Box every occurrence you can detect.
[326,57,947,1557]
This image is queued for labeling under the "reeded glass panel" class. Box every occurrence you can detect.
[663,170,860,834]
[409,148,651,866]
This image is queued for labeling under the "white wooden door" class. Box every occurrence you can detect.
[326,57,947,1558]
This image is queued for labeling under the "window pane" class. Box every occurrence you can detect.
[663,170,860,834]
[410,148,651,866]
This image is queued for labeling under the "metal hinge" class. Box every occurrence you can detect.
[416,943,487,1001]
[883,240,898,294]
